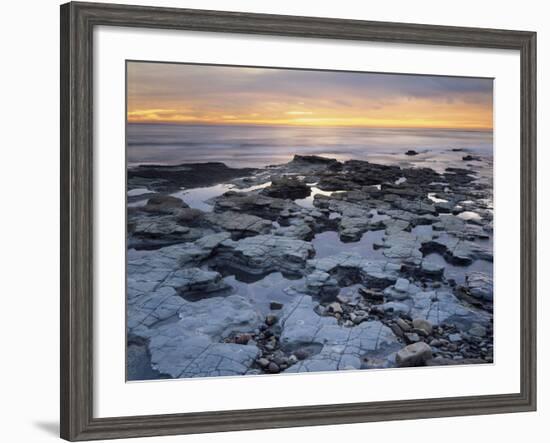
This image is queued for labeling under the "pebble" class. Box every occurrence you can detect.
[265,314,278,326]
[469,324,487,337]
[448,333,462,343]
[396,318,411,332]
[267,362,280,374]
[396,342,433,367]
[412,318,433,336]
[257,358,270,368]
[327,302,343,314]
[405,332,420,343]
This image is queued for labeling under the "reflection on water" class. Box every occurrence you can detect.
[423,252,493,285]
[295,187,339,209]
[223,272,304,315]
[128,123,493,168]
[171,184,233,211]
[312,230,386,260]
[128,180,272,211]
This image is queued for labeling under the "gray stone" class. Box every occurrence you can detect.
[327,302,343,315]
[469,324,487,337]
[465,272,493,301]
[396,342,433,367]
[262,176,311,199]
[412,318,433,336]
[404,332,420,343]
[448,333,462,343]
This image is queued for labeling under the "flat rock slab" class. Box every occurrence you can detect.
[307,252,400,288]
[204,211,272,238]
[144,295,262,378]
[214,234,315,276]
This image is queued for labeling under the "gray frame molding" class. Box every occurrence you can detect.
[60,2,537,441]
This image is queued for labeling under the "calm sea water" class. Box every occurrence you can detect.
[127,123,493,169]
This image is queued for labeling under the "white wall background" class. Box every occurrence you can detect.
[0,0,546,442]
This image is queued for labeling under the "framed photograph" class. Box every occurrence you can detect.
[60,1,536,440]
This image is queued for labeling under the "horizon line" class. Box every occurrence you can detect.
[126,120,493,132]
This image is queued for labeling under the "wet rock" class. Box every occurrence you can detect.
[375,231,425,265]
[410,289,491,328]
[327,302,343,315]
[404,332,420,343]
[468,324,487,337]
[421,236,492,265]
[465,272,493,301]
[143,194,188,213]
[204,211,272,238]
[358,287,384,302]
[174,207,205,225]
[130,215,204,247]
[274,218,313,240]
[419,260,445,279]
[168,267,230,298]
[305,271,340,299]
[448,333,462,343]
[338,216,372,242]
[307,253,400,289]
[395,278,410,292]
[396,342,433,367]
[214,234,315,277]
[212,191,301,221]
[262,176,311,199]
[405,150,418,156]
[128,162,256,192]
[383,279,421,301]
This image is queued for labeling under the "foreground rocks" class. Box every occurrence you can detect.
[127,153,494,379]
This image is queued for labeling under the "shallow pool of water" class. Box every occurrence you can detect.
[295,186,340,209]
[312,230,386,260]
[223,272,304,315]
[424,252,493,285]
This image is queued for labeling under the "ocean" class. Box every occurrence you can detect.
[127,123,493,170]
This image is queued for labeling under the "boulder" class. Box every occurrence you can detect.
[262,176,311,199]
[396,342,433,367]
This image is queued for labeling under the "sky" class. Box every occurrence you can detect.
[127,62,493,130]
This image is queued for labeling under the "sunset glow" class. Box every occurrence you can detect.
[127,62,493,130]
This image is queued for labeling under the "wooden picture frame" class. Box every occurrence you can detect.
[60,1,536,440]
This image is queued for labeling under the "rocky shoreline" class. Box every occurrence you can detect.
[127,152,493,380]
